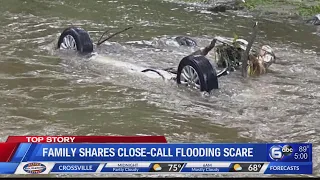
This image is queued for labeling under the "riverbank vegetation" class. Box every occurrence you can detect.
[297,3,320,16]
[176,0,320,18]
[245,0,320,16]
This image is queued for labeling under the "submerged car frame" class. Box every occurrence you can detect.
[56,24,275,93]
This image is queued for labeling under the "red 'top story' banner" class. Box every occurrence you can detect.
[0,135,167,162]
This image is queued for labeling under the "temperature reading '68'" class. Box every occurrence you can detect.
[248,164,262,172]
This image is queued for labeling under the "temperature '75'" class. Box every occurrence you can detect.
[168,164,182,172]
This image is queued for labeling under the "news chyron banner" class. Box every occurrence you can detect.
[0,136,313,175]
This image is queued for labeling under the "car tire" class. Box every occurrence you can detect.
[176,55,219,92]
[175,36,197,47]
[57,27,93,53]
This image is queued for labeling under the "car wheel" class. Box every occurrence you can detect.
[176,55,218,92]
[57,27,93,53]
[175,36,197,47]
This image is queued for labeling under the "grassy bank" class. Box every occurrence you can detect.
[175,0,320,18]
[244,0,320,16]
[297,3,320,16]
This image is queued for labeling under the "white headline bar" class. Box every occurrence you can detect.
[185,162,231,168]
[105,162,151,168]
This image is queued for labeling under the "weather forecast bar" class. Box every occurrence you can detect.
[10,162,313,174]
[6,136,167,143]
[0,141,313,175]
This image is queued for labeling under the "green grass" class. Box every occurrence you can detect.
[243,0,276,10]
[176,0,210,3]
[244,0,320,17]
[175,0,320,17]
[297,4,320,16]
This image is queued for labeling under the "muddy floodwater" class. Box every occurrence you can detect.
[0,0,319,177]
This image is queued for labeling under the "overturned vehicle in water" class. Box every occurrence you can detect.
[57,23,276,93]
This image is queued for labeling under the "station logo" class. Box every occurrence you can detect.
[269,145,293,160]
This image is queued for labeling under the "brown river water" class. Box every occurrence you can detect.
[0,0,319,177]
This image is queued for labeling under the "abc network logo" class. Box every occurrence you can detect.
[269,145,293,160]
